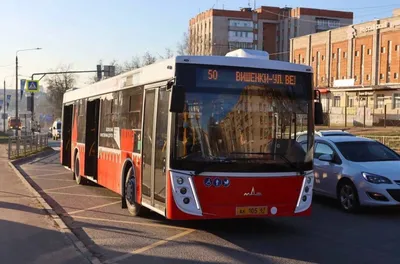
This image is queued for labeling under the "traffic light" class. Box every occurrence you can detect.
[97,64,102,81]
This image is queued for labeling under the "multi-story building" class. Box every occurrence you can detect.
[189,6,353,61]
[291,9,400,126]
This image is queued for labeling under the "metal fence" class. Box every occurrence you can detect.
[360,136,400,152]
[7,133,49,159]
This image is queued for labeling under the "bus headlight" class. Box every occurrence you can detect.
[295,171,314,214]
[170,171,202,216]
[177,177,184,185]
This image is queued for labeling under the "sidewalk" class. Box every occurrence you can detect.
[0,144,91,264]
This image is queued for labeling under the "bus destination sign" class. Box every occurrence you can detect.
[196,68,297,87]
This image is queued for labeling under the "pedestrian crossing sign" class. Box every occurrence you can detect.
[26,80,39,93]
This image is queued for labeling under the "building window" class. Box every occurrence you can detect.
[376,94,384,108]
[355,51,359,56]
[322,55,325,61]
[393,94,400,109]
[395,73,399,79]
[368,49,372,55]
[333,96,341,107]
[343,52,347,58]
[380,73,384,80]
[347,96,354,107]
[332,53,336,59]
[366,74,370,81]
[381,47,385,53]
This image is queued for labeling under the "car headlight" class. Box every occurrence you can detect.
[362,172,392,184]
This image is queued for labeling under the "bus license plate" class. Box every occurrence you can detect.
[236,206,268,216]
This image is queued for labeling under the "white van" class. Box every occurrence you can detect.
[52,120,62,140]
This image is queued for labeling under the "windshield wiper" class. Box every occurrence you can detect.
[229,152,305,175]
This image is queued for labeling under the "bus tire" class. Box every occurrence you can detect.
[125,167,142,216]
[74,158,86,185]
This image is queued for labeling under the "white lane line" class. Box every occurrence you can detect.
[45,192,120,199]
[29,172,70,177]
[30,177,72,182]
[41,185,80,192]
[71,215,191,231]
[67,201,121,216]
[104,229,196,264]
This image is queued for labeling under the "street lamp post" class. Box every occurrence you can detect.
[15,48,42,135]
[3,79,5,133]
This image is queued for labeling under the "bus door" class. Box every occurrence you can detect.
[62,104,73,168]
[84,98,100,179]
[142,86,169,213]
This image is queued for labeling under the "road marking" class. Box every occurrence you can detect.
[72,215,191,231]
[45,191,120,199]
[41,185,80,192]
[104,229,196,263]
[30,172,70,177]
[22,168,63,173]
[30,177,72,182]
[67,201,121,216]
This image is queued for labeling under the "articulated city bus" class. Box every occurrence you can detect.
[61,50,323,220]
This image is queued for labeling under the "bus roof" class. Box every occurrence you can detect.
[63,54,313,104]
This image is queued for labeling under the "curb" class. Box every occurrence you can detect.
[8,152,103,264]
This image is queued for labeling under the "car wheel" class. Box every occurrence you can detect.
[338,181,360,213]
[125,167,143,216]
[74,158,86,185]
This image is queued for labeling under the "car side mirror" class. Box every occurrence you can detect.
[315,102,324,125]
[169,85,185,113]
[319,154,333,162]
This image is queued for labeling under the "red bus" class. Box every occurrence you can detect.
[61,50,323,220]
[8,117,22,130]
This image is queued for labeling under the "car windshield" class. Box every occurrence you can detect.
[173,88,312,172]
[335,141,400,162]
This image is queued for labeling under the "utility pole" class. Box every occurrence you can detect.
[3,80,5,133]
[15,55,18,136]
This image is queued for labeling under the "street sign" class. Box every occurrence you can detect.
[26,80,39,93]
[1,113,8,120]
[20,79,26,99]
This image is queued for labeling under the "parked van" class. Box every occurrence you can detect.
[52,120,62,140]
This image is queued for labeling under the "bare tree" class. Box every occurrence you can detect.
[176,31,191,55]
[123,56,141,71]
[142,51,157,66]
[159,47,174,59]
[46,64,77,118]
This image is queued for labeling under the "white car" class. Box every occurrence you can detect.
[300,136,400,212]
[294,129,355,142]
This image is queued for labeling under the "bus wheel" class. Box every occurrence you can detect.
[74,158,86,185]
[125,167,142,216]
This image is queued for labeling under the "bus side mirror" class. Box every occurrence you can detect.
[314,102,324,125]
[169,85,185,113]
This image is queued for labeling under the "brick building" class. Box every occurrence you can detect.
[189,6,353,61]
[291,9,400,126]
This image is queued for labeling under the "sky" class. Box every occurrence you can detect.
[0,0,399,89]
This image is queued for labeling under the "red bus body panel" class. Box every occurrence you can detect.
[166,175,308,220]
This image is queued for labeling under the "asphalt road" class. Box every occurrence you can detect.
[15,141,400,264]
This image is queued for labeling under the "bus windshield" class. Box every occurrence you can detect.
[172,64,314,173]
